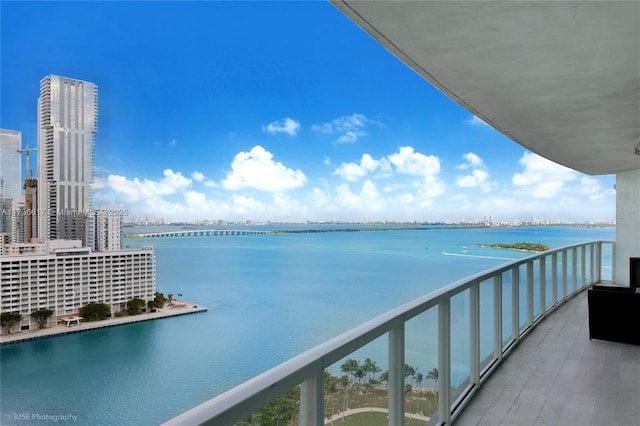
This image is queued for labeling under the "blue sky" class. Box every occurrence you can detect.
[1,1,616,223]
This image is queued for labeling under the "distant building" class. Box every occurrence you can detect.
[0,244,156,332]
[37,75,97,241]
[23,178,38,242]
[86,207,122,251]
[9,198,26,243]
[0,76,157,332]
[0,129,22,238]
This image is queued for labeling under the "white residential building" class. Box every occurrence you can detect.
[86,207,122,251]
[0,244,156,332]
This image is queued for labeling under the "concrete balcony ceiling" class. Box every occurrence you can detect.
[331,1,640,176]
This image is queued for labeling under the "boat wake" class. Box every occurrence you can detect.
[441,251,517,261]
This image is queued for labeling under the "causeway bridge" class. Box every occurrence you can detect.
[124,229,272,238]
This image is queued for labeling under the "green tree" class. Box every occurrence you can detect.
[413,371,423,413]
[426,367,439,387]
[148,292,166,309]
[127,297,146,315]
[426,367,439,409]
[340,358,359,409]
[167,293,174,304]
[362,358,381,383]
[324,370,339,422]
[404,364,416,386]
[79,303,111,321]
[1,312,22,335]
[30,308,53,329]
[251,387,299,426]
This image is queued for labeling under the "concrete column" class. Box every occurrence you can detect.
[615,169,640,286]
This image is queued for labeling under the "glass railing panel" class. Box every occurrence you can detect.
[601,242,613,281]
[543,255,554,311]
[329,336,389,422]
[556,253,565,301]
[576,246,584,288]
[518,263,528,332]
[479,278,496,373]
[238,385,301,426]
[406,307,439,423]
[566,249,575,295]
[584,244,593,285]
[532,259,541,319]
[501,270,514,347]
[450,289,471,404]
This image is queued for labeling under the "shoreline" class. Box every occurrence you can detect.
[0,299,206,345]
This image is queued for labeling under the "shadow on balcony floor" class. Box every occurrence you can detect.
[456,289,640,426]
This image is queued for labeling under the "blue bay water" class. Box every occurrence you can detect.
[0,226,614,425]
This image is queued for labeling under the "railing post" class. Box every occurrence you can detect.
[300,366,325,426]
[527,262,534,327]
[595,242,601,283]
[540,256,546,314]
[572,247,578,293]
[612,241,617,282]
[493,274,503,360]
[581,245,587,288]
[562,251,568,300]
[389,323,405,426]
[552,253,558,306]
[438,299,451,425]
[589,243,600,284]
[470,283,480,386]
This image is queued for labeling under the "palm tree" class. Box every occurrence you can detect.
[426,367,439,387]
[362,358,381,383]
[340,359,359,411]
[379,370,389,385]
[324,370,339,425]
[404,364,416,386]
[413,372,423,413]
[426,367,439,412]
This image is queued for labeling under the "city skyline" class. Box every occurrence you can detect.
[1,1,616,223]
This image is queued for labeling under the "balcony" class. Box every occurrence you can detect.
[162,240,635,425]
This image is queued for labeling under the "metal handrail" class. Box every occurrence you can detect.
[162,240,614,426]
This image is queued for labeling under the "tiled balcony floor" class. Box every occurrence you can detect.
[455,289,640,426]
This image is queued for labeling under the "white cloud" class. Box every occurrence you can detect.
[467,115,489,127]
[334,180,388,212]
[512,152,578,198]
[191,171,205,182]
[455,152,495,193]
[456,152,485,170]
[263,117,301,136]
[105,169,192,203]
[456,169,490,188]
[312,113,373,143]
[222,145,306,191]
[387,146,440,177]
[334,153,391,182]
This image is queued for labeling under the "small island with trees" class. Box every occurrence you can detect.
[477,242,550,252]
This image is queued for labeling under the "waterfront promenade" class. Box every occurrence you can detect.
[0,300,206,345]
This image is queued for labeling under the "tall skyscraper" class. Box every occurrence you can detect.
[37,75,98,241]
[0,129,22,236]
